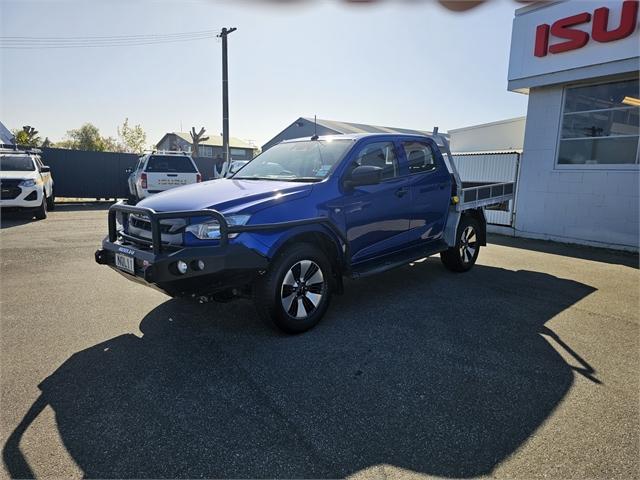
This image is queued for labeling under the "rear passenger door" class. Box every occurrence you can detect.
[340,140,413,263]
[401,140,452,244]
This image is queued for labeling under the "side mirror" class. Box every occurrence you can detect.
[125,168,133,174]
[345,165,383,189]
[40,165,51,173]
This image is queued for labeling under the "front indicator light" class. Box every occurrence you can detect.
[176,260,188,274]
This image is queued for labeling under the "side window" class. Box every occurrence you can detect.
[136,158,145,171]
[350,141,398,180]
[403,141,436,174]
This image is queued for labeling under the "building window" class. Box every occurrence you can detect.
[198,145,213,157]
[558,78,639,166]
[230,148,247,159]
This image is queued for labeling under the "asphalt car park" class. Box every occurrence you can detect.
[0,204,638,479]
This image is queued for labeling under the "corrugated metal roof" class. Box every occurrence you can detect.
[302,117,437,137]
[172,132,254,149]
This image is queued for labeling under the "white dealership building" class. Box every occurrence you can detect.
[507,0,639,250]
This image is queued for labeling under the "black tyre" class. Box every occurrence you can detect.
[440,216,480,272]
[34,192,47,220]
[254,243,333,333]
[46,188,55,210]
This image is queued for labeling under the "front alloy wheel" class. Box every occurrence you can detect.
[254,243,333,333]
[281,260,325,319]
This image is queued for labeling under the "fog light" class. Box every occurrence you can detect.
[196,260,205,271]
[177,260,188,274]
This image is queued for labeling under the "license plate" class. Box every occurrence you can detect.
[115,253,135,274]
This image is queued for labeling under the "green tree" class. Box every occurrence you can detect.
[102,136,122,152]
[62,123,106,151]
[12,125,41,147]
[117,118,147,153]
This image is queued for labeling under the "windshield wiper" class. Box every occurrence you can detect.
[233,176,279,181]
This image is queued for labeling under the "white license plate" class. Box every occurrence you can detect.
[115,253,135,274]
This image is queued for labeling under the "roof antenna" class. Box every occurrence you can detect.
[311,115,319,140]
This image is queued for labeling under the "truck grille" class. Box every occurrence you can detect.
[0,180,21,200]
[130,216,176,234]
[125,214,186,247]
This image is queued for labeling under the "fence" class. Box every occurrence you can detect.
[41,148,138,199]
[39,149,227,199]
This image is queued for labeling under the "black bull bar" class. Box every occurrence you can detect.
[107,203,348,255]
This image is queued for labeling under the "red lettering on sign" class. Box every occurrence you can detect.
[548,12,591,54]
[534,24,550,57]
[533,1,639,57]
[592,1,639,43]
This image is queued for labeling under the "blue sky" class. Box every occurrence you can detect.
[1,0,529,147]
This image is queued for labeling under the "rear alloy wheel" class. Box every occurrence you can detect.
[441,216,480,272]
[254,243,333,333]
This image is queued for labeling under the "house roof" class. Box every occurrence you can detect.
[301,117,438,137]
[158,132,255,150]
[0,121,14,145]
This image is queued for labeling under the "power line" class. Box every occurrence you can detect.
[0,30,220,49]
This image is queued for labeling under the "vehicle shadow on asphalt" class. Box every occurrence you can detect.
[3,261,599,479]
[488,233,639,269]
[0,212,38,229]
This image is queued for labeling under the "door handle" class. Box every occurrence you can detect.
[395,187,409,198]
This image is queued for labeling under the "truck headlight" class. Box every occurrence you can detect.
[19,179,36,188]
[186,214,251,240]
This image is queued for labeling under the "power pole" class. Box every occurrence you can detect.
[218,27,236,177]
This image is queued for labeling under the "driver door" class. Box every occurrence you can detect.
[340,140,412,264]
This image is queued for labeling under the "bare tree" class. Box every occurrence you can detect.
[190,127,209,158]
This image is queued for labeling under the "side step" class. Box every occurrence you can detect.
[350,242,446,279]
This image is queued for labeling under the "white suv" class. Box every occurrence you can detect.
[0,149,54,219]
[127,151,201,202]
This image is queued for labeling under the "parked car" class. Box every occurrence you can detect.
[0,148,54,219]
[127,151,201,203]
[96,132,514,333]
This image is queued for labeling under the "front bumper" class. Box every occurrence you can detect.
[96,202,346,296]
[95,238,269,295]
[0,185,42,208]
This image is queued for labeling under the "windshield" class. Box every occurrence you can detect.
[233,140,353,181]
[0,155,35,171]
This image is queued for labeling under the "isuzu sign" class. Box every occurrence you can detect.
[534,0,639,57]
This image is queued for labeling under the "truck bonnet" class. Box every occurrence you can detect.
[136,178,314,214]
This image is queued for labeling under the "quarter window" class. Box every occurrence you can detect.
[350,141,398,180]
[558,79,639,166]
[403,141,436,173]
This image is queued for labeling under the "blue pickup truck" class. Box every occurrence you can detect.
[95,131,514,333]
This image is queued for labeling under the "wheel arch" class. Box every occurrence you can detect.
[266,227,346,294]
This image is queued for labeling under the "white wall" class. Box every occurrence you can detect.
[449,118,526,152]
[514,85,639,250]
